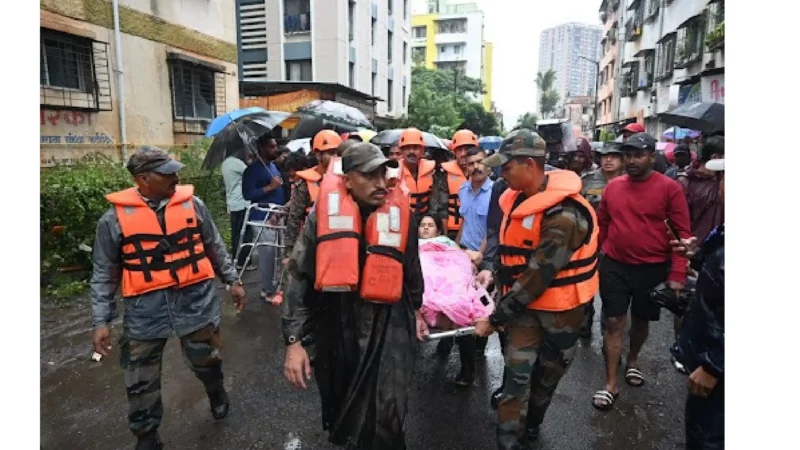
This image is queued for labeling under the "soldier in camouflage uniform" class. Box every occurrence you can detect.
[578,142,624,337]
[90,147,246,450]
[476,130,598,449]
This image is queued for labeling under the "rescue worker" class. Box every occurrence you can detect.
[475,130,599,449]
[451,129,479,177]
[578,141,624,338]
[399,127,437,219]
[566,137,596,177]
[284,129,342,255]
[89,147,246,450]
[281,142,427,450]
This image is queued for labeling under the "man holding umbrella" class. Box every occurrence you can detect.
[90,147,246,450]
[284,129,342,255]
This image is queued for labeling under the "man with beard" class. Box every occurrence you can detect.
[91,147,246,450]
[475,129,600,448]
[243,135,286,301]
[592,132,691,411]
[284,130,342,256]
[282,143,427,450]
[578,142,624,338]
[666,145,693,180]
[566,137,596,177]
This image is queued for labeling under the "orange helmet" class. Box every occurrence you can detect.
[451,129,478,150]
[398,128,425,148]
[312,129,342,152]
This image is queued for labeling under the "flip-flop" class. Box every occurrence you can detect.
[625,367,645,387]
[592,389,619,411]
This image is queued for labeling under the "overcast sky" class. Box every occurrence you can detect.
[412,0,602,130]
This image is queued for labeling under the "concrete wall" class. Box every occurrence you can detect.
[40,0,238,167]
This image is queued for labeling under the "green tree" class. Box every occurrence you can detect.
[459,101,500,136]
[515,112,540,129]
[536,70,560,118]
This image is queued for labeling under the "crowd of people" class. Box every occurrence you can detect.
[88,121,725,450]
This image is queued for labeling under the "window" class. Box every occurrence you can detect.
[349,62,355,88]
[403,0,408,19]
[388,0,393,16]
[403,41,408,64]
[412,26,427,39]
[372,18,377,45]
[286,59,312,81]
[40,28,112,111]
[402,86,406,107]
[656,33,676,80]
[439,45,447,54]
[348,1,355,42]
[387,79,393,109]
[284,0,311,34]
[169,60,218,120]
[646,0,660,22]
[454,44,462,54]
[372,73,376,95]
[436,19,466,34]
[412,47,426,65]
[641,51,655,89]
[675,16,703,68]
[388,31,393,63]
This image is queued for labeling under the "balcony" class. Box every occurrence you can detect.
[705,21,724,52]
[619,72,634,97]
[625,20,642,42]
[435,33,468,45]
[284,13,310,34]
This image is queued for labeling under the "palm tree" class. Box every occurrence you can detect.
[535,70,560,118]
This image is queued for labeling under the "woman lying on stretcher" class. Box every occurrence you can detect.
[417,214,493,386]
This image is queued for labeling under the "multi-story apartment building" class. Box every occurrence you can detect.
[236,0,412,125]
[597,0,725,135]
[410,0,494,110]
[40,0,240,167]
[537,23,603,112]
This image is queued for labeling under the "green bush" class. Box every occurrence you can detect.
[40,139,229,293]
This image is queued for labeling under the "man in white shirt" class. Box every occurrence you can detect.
[221,153,254,270]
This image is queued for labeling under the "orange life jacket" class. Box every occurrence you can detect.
[106,185,216,298]
[295,166,323,214]
[439,161,467,232]
[315,157,411,304]
[402,159,435,215]
[497,170,599,312]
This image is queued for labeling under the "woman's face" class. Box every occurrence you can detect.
[418,216,440,239]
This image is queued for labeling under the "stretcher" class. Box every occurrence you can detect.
[423,288,496,341]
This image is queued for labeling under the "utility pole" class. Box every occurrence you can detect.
[578,55,600,140]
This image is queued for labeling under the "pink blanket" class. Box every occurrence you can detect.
[419,241,492,328]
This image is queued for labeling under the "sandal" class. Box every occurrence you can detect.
[625,367,646,387]
[592,389,619,411]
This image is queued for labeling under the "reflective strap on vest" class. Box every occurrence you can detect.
[447,193,461,223]
[497,248,599,289]
[365,245,404,263]
[317,230,361,244]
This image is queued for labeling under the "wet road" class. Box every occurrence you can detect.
[41,278,687,450]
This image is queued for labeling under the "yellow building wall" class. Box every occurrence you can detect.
[483,41,493,110]
[411,14,438,69]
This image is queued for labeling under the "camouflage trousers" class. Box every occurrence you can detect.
[496,305,584,450]
[119,324,224,437]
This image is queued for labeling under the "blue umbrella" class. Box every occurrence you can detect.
[479,136,503,151]
[205,107,273,138]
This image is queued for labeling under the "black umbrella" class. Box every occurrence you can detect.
[659,102,724,134]
[202,114,287,169]
[370,129,449,150]
[287,100,374,139]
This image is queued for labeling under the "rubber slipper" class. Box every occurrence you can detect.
[592,389,619,411]
[625,367,645,387]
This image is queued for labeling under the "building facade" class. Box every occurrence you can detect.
[537,22,603,111]
[410,0,493,110]
[236,0,412,123]
[40,0,240,167]
[597,0,725,136]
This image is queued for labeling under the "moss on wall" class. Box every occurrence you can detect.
[41,0,237,63]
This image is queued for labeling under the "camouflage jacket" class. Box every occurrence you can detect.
[489,182,592,327]
[580,169,618,210]
[284,179,312,255]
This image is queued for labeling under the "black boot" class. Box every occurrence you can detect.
[520,425,541,447]
[136,431,163,450]
[208,385,230,420]
[436,337,454,358]
[490,386,504,409]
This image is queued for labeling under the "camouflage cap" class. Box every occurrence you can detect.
[596,141,623,155]
[126,146,184,175]
[482,128,547,168]
[341,142,399,173]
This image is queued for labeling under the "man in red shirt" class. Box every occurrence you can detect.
[592,132,691,411]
